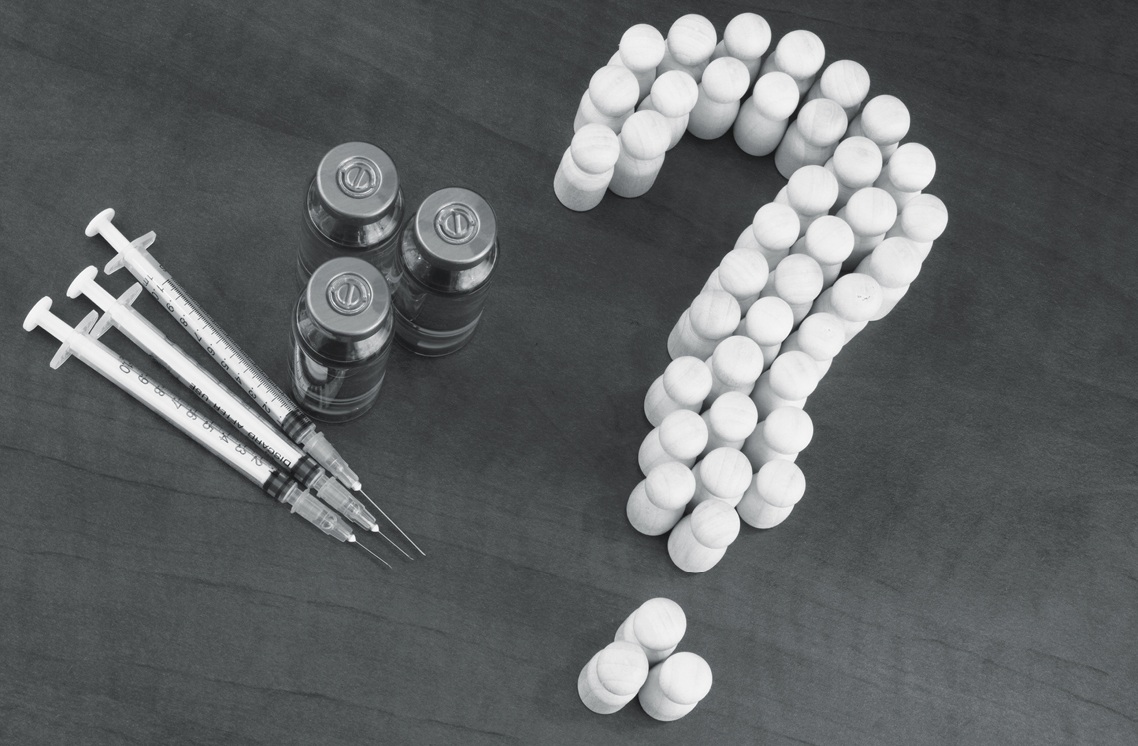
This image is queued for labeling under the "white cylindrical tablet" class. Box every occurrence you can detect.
[781,311,845,375]
[811,272,883,340]
[627,461,696,535]
[741,406,814,469]
[843,187,898,238]
[644,355,713,426]
[785,165,839,235]
[638,652,713,721]
[874,142,936,208]
[687,56,751,139]
[578,640,650,714]
[691,446,753,507]
[751,350,820,419]
[885,193,948,261]
[828,135,884,208]
[666,14,717,65]
[770,253,824,306]
[733,71,799,156]
[858,236,922,289]
[798,99,849,149]
[805,59,871,119]
[638,408,708,474]
[717,248,769,312]
[717,12,771,82]
[554,124,621,211]
[839,187,898,269]
[764,406,814,453]
[847,94,910,161]
[689,289,742,343]
[668,289,742,360]
[574,90,631,133]
[743,295,794,366]
[658,14,717,81]
[610,109,671,198]
[615,597,687,664]
[706,335,764,401]
[639,70,700,150]
[571,124,621,174]
[619,24,667,101]
[737,459,806,528]
[768,350,821,401]
[667,499,740,573]
[590,65,640,117]
[574,66,638,133]
[760,29,825,94]
[658,408,709,461]
[751,202,801,268]
[856,236,922,320]
[774,98,848,179]
[701,391,759,454]
[794,214,854,287]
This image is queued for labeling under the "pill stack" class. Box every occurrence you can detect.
[578,598,713,721]
[560,14,950,569]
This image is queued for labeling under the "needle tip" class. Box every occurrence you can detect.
[355,489,425,556]
[355,539,392,569]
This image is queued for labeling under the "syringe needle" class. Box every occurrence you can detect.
[359,489,426,556]
[373,527,414,561]
[350,537,392,569]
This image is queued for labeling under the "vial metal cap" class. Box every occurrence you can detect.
[413,188,497,270]
[315,142,401,226]
[306,258,391,341]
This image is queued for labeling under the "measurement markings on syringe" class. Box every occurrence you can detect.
[184,382,291,469]
[117,356,265,468]
[139,270,285,418]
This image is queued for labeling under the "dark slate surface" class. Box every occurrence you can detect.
[1,1,1135,744]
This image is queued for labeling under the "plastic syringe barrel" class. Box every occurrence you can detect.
[69,267,305,468]
[85,212,296,424]
[22,298,355,543]
[23,299,274,485]
[85,209,362,492]
[67,268,377,531]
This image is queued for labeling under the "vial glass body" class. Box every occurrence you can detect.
[296,142,405,288]
[290,260,394,422]
[386,188,499,356]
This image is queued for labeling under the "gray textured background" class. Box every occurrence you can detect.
[2,1,1136,744]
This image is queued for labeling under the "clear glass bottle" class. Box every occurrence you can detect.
[290,258,393,422]
[385,188,499,356]
[297,142,405,288]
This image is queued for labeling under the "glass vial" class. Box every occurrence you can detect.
[386,187,499,356]
[290,258,394,423]
[297,142,405,288]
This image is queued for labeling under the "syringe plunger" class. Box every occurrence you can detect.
[85,208,130,250]
[23,297,94,369]
[25,297,392,569]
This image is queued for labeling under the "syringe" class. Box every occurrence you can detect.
[85,209,423,556]
[22,297,390,569]
[66,266,411,560]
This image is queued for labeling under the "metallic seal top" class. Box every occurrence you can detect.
[306,258,390,341]
[413,188,497,270]
[316,142,400,226]
[325,272,373,316]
